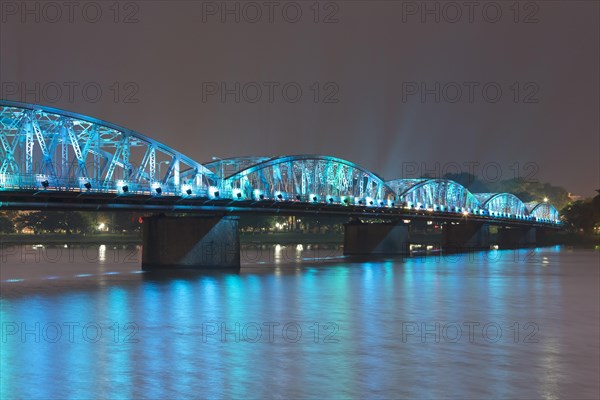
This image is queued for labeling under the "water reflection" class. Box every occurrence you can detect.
[0,246,598,399]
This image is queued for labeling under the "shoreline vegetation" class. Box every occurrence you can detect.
[1,231,598,247]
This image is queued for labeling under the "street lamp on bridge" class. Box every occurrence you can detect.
[212,156,225,188]
[157,161,170,182]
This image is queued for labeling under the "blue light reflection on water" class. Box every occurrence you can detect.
[0,246,598,399]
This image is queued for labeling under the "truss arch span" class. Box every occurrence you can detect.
[528,202,560,223]
[0,100,218,195]
[223,155,396,203]
[474,193,529,217]
[387,179,480,212]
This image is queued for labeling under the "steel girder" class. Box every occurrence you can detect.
[223,155,396,203]
[474,193,529,217]
[528,202,560,223]
[204,156,272,178]
[0,100,217,194]
[389,179,480,211]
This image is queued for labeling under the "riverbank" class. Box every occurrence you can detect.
[241,232,343,244]
[541,231,600,247]
[1,231,596,247]
[0,232,344,245]
[0,233,142,245]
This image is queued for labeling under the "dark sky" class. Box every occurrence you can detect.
[1,1,598,196]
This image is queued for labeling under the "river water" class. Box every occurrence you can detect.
[1,244,598,399]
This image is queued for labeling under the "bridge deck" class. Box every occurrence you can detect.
[0,189,561,229]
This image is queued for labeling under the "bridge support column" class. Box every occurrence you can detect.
[343,221,410,255]
[497,227,536,248]
[442,222,490,252]
[142,215,240,271]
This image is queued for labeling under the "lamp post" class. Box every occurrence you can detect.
[158,161,170,182]
[212,156,224,188]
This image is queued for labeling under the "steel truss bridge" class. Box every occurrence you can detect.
[0,100,561,227]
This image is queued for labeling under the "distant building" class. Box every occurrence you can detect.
[568,193,583,201]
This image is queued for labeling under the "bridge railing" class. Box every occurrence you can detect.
[0,173,563,225]
[0,173,213,197]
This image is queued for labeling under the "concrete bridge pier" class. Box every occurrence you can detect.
[442,222,490,252]
[497,226,537,248]
[343,221,410,255]
[142,215,240,271]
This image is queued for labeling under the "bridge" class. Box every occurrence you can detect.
[0,100,562,270]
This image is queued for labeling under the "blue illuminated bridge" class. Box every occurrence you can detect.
[0,100,563,269]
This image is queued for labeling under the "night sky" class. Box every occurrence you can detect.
[1,1,598,196]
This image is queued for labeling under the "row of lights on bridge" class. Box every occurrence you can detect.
[30,178,558,224]
[50,178,547,214]
[30,174,552,209]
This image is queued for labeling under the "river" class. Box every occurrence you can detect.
[1,244,598,399]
